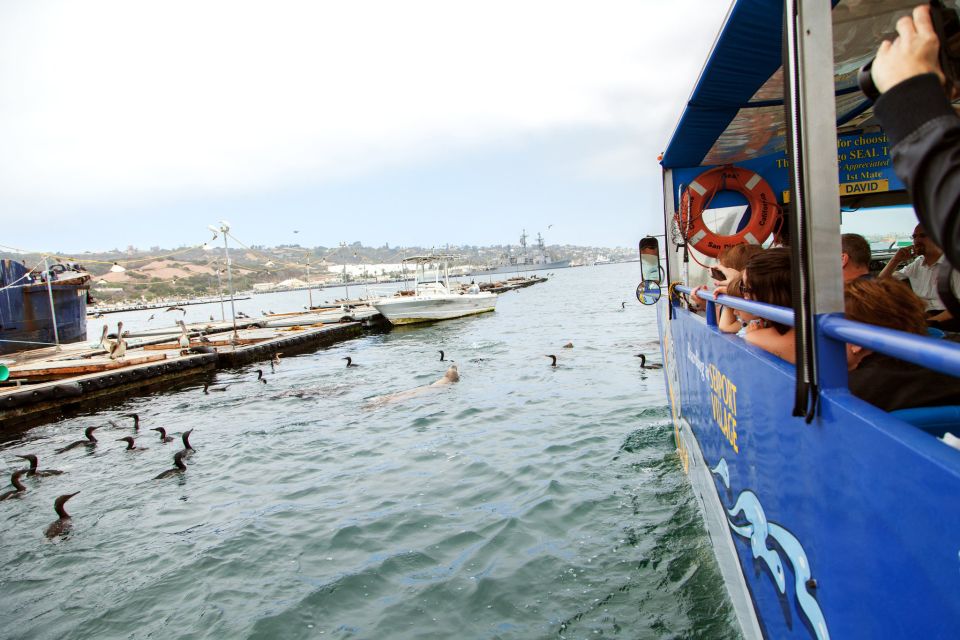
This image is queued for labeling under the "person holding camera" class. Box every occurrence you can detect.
[871,4,960,270]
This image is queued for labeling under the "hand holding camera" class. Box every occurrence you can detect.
[859,2,960,100]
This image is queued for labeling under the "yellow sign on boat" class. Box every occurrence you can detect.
[782,179,891,203]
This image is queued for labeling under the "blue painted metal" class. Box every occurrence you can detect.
[676,284,795,328]
[0,260,88,354]
[658,301,960,639]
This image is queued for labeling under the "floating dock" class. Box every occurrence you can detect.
[0,322,363,429]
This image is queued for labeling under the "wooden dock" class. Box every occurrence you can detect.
[0,321,364,429]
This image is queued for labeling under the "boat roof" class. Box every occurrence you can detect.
[401,254,461,264]
[660,0,936,171]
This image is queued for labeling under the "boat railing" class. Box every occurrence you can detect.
[675,284,960,380]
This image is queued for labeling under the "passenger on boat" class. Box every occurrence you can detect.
[844,278,960,411]
[871,4,960,270]
[740,248,796,363]
[878,225,960,328]
[693,244,764,332]
[719,273,762,338]
[841,234,873,282]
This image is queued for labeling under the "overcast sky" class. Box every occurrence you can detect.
[1,0,734,253]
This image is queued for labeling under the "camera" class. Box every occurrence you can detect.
[858,0,960,101]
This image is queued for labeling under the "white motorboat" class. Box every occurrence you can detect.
[373,255,497,325]
[259,306,380,328]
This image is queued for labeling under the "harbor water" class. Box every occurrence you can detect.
[1,263,739,639]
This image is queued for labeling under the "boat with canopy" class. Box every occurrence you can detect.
[644,1,960,638]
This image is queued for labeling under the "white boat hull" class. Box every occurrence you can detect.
[260,308,380,328]
[373,294,497,325]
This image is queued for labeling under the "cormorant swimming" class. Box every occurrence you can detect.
[0,470,28,500]
[203,383,229,394]
[546,355,558,367]
[45,492,80,538]
[116,436,147,451]
[180,429,195,457]
[636,354,663,369]
[154,451,188,479]
[56,426,100,454]
[16,454,64,477]
[439,350,445,361]
[123,413,140,430]
[255,369,267,383]
[343,357,358,368]
[150,427,175,443]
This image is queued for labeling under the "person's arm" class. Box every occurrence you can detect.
[871,6,960,268]
[878,247,914,279]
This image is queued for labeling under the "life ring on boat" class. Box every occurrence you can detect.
[678,165,781,258]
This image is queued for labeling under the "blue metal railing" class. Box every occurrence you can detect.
[673,284,960,379]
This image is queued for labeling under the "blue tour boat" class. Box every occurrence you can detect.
[647,1,960,638]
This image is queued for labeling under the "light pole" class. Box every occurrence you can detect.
[203,244,226,322]
[208,221,238,337]
[305,258,313,308]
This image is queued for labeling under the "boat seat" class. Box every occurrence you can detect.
[890,406,960,438]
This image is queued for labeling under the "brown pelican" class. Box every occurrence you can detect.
[546,354,558,367]
[44,492,80,538]
[0,470,28,500]
[99,324,115,353]
[116,436,147,451]
[16,454,64,477]
[177,320,190,348]
[56,426,99,453]
[109,322,127,360]
[150,427,175,443]
[154,451,187,479]
[271,353,282,373]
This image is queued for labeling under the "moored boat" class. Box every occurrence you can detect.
[373,255,497,325]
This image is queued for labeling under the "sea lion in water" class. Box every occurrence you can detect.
[368,365,460,407]
[56,426,100,454]
[16,454,64,477]
[45,492,80,539]
[0,470,28,500]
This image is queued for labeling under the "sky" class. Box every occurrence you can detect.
[1,1,737,253]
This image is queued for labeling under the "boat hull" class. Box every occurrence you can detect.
[658,299,960,639]
[1,261,89,355]
[373,295,497,325]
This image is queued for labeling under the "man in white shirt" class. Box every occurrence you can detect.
[879,225,959,327]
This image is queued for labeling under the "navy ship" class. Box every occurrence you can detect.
[0,259,90,354]
[479,230,570,275]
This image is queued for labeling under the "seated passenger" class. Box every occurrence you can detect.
[713,244,764,332]
[718,273,763,337]
[841,233,872,282]
[878,225,960,328]
[740,248,796,363]
[844,278,960,411]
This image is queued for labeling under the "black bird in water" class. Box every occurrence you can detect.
[154,451,188,480]
[45,492,80,539]
[16,454,64,477]
[343,357,358,368]
[255,369,267,384]
[439,350,446,362]
[123,413,140,431]
[546,354,558,367]
[620,301,627,310]
[116,436,147,451]
[636,354,663,369]
[150,427,175,443]
[0,470,28,500]
[180,429,195,458]
[203,383,229,394]
[56,426,100,454]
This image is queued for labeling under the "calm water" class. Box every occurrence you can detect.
[2,263,739,639]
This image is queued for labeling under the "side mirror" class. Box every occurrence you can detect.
[636,280,662,305]
[639,236,662,284]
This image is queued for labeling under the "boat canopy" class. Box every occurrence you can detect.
[660,0,945,205]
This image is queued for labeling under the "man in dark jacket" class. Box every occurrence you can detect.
[871,4,960,269]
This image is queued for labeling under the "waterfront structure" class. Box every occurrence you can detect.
[0,260,90,354]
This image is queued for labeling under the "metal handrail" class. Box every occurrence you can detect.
[674,284,795,327]
[820,316,960,379]
[673,284,960,379]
